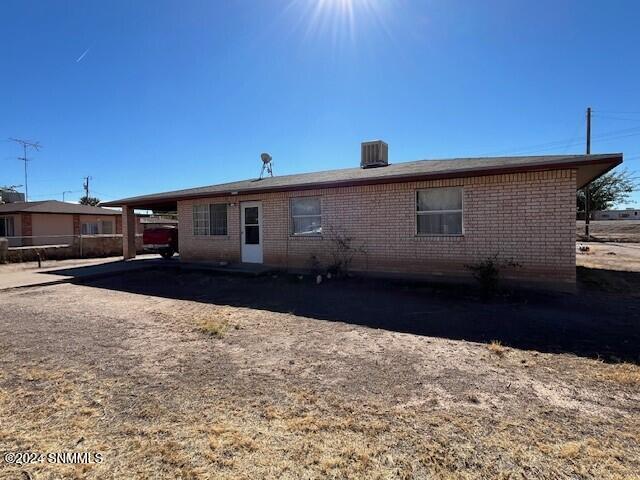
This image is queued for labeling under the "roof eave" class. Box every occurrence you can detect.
[101,154,623,209]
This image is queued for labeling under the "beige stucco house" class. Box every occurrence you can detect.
[103,142,622,286]
[0,200,121,247]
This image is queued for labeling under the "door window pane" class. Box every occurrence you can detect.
[245,225,259,244]
[244,207,259,225]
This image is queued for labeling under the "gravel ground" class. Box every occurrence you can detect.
[0,271,639,479]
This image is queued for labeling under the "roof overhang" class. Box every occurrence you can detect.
[101,154,622,210]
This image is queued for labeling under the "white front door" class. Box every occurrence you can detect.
[241,201,263,263]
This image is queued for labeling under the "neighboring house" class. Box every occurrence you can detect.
[0,200,121,247]
[103,142,622,286]
[593,209,640,220]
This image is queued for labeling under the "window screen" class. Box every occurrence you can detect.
[210,204,227,236]
[193,205,209,236]
[416,187,463,235]
[290,197,322,235]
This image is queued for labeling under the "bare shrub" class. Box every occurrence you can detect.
[487,340,507,357]
[325,225,367,277]
[466,254,520,297]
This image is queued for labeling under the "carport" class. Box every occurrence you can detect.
[103,199,177,259]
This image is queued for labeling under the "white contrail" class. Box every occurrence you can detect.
[76,48,90,63]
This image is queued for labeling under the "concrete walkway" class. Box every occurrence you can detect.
[0,254,164,290]
[0,255,279,291]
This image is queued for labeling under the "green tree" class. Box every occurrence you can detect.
[79,195,101,206]
[577,168,637,213]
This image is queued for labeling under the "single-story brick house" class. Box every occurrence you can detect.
[103,142,622,286]
[0,200,121,247]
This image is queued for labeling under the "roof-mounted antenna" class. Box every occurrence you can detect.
[259,153,273,179]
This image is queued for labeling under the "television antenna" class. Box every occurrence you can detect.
[9,138,41,201]
[259,153,273,179]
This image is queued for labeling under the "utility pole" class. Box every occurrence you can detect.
[62,190,73,202]
[585,107,592,238]
[9,138,41,202]
[83,176,92,199]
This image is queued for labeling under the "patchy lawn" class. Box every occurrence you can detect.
[0,270,639,479]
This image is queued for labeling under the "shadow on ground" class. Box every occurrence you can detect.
[53,263,640,364]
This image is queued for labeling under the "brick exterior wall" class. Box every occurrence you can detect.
[177,169,577,285]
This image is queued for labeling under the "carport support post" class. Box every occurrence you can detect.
[122,206,137,260]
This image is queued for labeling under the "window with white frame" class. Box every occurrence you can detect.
[416,187,463,235]
[81,222,100,235]
[0,216,15,237]
[193,204,228,236]
[290,197,322,235]
[193,205,209,235]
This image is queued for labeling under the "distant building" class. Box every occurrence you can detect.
[0,188,25,204]
[593,209,640,220]
[0,200,121,247]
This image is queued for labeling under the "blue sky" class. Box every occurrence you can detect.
[1,0,639,206]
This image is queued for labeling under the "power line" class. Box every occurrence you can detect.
[593,110,640,115]
[28,189,83,199]
[592,114,640,122]
[480,125,640,157]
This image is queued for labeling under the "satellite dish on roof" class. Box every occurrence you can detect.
[259,152,273,179]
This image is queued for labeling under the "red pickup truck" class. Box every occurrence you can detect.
[142,227,178,259]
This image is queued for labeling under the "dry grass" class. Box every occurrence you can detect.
[487,340,507,357]
[196,317,229,337]
[597,362,640,385]
[2,362,640,479]
[1,281,640,479]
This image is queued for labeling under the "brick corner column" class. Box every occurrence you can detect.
[122,206,137,259]
[21,213,33,246]
[73,214,81,235]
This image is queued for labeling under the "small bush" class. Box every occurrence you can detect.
[196,318,229,338]
[466,255,519,297]
[487,340,507,357]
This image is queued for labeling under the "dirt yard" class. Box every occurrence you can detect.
[577,220,640,242]
[1,269,639,479]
